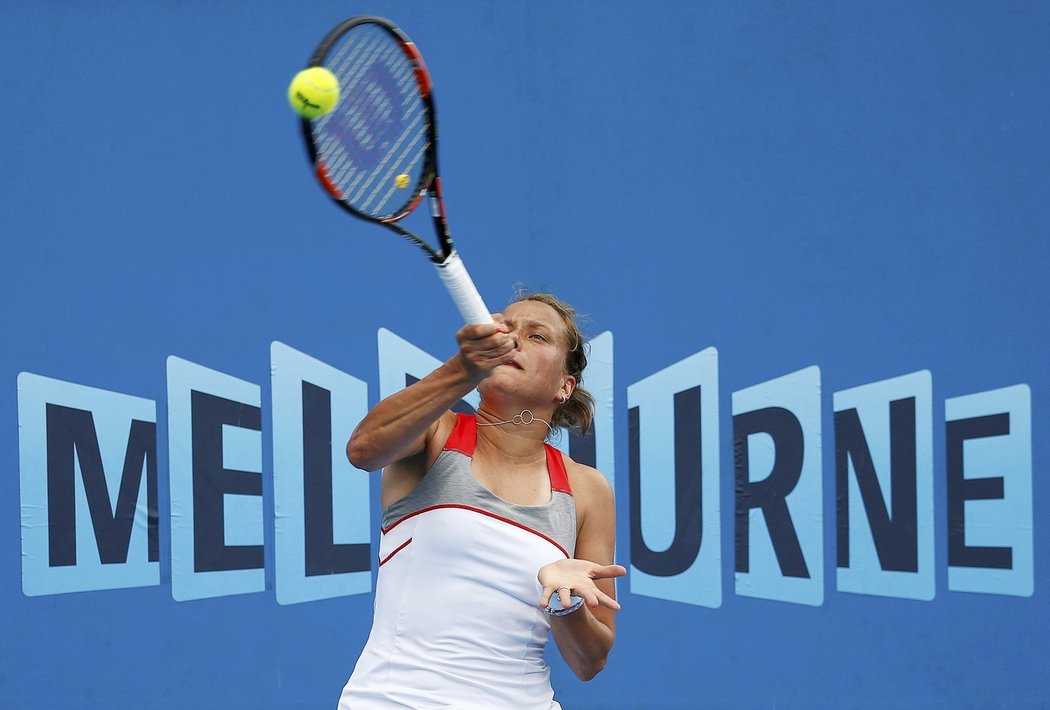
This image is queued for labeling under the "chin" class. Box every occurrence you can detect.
[477,374,522,402]
[483,366,518,383]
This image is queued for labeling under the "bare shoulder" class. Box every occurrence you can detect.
[561,454,615,513]
[560,453,616,564]
[424,410,460,466]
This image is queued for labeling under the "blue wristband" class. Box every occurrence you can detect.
[545,594,584,617]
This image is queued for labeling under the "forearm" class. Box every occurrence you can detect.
[550,605,616,681]
[538,482,623,682]
[346,358,475,470]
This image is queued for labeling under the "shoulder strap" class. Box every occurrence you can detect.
[447,413,572,495]
[544,444,573,495]
[442,412,477,456]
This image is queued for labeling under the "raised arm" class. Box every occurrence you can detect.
[346,319,516,471]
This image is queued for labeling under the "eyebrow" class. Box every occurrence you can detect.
[504,317,555,333]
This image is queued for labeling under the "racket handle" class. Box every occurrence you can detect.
[434,251,493,325]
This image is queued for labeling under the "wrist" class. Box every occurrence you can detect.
[545,594,585,617]
[439,357,486,393]
[444,355,487,388]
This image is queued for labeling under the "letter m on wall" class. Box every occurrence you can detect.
[18,373,159,596]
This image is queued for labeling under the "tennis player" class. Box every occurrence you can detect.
[337,292,625,709]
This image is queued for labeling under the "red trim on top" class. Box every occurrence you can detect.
[379,537,413,566]
[545,445,572,495]
[382,504,570,559]
[445,413,575,496]
[442,412,477,457]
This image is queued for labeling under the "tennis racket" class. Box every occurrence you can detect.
[297,15,492,325]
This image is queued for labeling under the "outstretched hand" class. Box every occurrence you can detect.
[538,558,627,613]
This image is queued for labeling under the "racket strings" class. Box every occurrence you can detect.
[319,34,399,196]
[329,57,425,213]
[325,34,400,168]
[314,25,430,220]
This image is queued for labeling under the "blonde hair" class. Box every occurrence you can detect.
[514,291,595,437]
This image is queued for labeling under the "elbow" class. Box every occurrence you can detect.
[346,430,378,471]
[571,655,608,682]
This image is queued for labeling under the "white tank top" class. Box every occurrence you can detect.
[338,414,578,709]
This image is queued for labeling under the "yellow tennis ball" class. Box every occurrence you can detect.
[395,173,410,189]
[287,67,340,119]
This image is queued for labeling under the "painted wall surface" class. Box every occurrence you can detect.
[2,2,1047,708]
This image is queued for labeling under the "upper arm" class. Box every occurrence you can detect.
[573,464,617,564]
[571,463,619,626]
[348,407,457,472]
[379,411,458,508]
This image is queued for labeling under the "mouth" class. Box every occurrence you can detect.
[500,360,523,370]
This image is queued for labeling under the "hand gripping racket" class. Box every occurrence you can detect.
[297,16,493,325]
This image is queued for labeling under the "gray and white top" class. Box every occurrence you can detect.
[339,413,578,710]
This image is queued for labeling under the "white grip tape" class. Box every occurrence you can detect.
[434,252,493,325]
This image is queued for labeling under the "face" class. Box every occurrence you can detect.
[478,300,575,408]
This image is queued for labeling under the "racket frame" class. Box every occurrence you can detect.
[297,15,493,325]
[300,15,451,265]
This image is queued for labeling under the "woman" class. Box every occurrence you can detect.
[337,293,626,709]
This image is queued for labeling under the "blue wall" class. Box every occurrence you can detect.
[2,2,1047,708]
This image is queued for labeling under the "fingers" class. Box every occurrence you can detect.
[458,316,508,344]
[593,564,628,580]
[536,559,626,614]
[539,579,622,613]
[572,581,621,611]
[591,586,621,612]
[539,584,573,609]
[540,583,621,613]
[456,315,518,381]
[557,586,573,609]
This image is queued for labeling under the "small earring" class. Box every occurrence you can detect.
[559,393,568,404]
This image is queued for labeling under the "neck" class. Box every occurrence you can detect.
[474,405,551,462]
